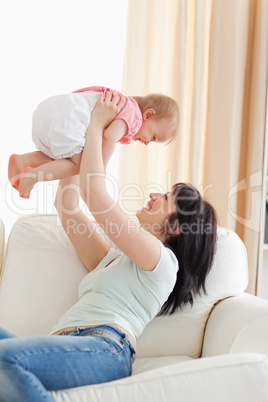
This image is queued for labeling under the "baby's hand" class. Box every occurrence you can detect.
[91,91,126,129]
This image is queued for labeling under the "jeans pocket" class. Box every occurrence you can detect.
[88,331,125,352]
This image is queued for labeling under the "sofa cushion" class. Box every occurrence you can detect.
[132,356,193,375]
[0,215,248,358]
[0,214,88,336]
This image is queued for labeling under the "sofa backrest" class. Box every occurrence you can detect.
[0,214,248,358]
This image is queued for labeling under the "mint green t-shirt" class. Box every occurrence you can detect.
[50,240,178,340]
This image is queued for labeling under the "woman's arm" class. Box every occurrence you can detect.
[80,93,161,271]
[55,175,111,271]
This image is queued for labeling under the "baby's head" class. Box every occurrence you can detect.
[133,94,180,145]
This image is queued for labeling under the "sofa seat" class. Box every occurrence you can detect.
[132,355,193,374]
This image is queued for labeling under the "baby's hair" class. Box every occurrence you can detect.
[133,93,180,139]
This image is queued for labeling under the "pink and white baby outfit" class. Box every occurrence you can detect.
[32,86,142,159]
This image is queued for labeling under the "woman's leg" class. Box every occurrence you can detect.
[0,326,134,402]
[0,327,16,340]
[0,328,53,401]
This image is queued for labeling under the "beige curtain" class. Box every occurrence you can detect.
[118,0,268,294]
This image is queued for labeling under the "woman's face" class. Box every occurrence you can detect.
[136,191,177,237]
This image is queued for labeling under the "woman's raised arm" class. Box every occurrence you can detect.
[79,93,161,271]
[55,176,111,271]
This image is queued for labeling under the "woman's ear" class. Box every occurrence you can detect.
[143,109,156,120]
[166,220,181,236]
[171,224,181,236]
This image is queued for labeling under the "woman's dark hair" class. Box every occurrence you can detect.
[159,183,217,315]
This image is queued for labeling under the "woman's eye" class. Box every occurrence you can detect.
[164,194,168,200]
[153,136,157,141]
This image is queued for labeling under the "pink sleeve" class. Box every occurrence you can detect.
[114,97,143,144]
[72,86,124,97]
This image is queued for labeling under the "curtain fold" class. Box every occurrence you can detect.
[118,0,268,294]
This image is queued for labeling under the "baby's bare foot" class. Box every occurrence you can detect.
[18,168,37,199]
[8,154,28,190]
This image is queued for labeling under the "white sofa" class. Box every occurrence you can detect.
[0,214,268,402]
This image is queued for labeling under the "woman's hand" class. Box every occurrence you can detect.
[90,91,126,130]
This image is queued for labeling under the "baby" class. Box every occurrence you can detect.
[8,86,180,198]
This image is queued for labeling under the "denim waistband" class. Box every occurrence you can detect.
[58,325,136,362]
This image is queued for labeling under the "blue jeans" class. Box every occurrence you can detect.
[0,325,136,402]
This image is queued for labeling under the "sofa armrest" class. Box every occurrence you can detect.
[202,293,268,357]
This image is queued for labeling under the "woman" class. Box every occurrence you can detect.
[0,93,217,402]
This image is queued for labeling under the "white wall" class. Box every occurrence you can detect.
[0,0,128,236]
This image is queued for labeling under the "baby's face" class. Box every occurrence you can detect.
[133,118,173,145]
